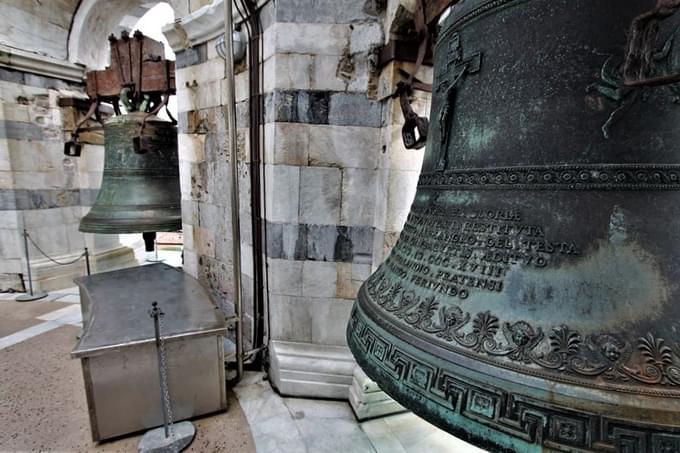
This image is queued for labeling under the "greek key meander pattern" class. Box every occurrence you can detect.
[363,268,680,393]
[418,164,680,190]
[349,305,680,453]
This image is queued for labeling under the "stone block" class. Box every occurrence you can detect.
[308,124,380,170]
[181,199,200,226]
[267,222,307,261]
[0,102,30,123]
[310,297,354,346]
[178,133,206,163]
[268,258,303,296]
[275,53,313,90]
[265,122,309,166]
[306,224,337,262]
[385,125,426,171]
[341,168,378,226]
[183,224,195,251]
[275,23,349,56]
[336,262,355,299]
[264,164,300,223]
[267,90,329,125]
[194,225,216,259]
[299,166,341,225]
[311,54,347,92]
[0,257,22,274]
[350,23,384,55]
[241,243,254,279]
[179,159,193,200]
[268,294,312,342]
[189,161,209,202]
[183,249,199,278]
[386,169,420,232]
[262,24,276,62]
[275,0,379,23]
[302,261,337,298]
[0,210,19,229]
[175,43,208,69]
[0,4,69,60]
[262,56,275,94]
[328,92,383,128]
[0,228,21,259]
[176,57,224,86]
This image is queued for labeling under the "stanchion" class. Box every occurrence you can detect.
[16,230,48,302]
[138,302,195,453]
[16,230,92,302]
[84,247,91,276]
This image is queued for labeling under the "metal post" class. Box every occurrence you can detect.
[84,247,91,276]
[150,302,170,438]
[223,0,244,381]
[16,229,47,302]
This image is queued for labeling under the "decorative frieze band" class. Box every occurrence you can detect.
[418,164,680,190]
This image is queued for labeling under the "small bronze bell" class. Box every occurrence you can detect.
[79,112,181,234]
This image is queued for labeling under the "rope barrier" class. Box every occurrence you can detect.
[26,233,88,266]
[22,230,91,280]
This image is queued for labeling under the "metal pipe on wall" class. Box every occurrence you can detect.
[222,0,244,381]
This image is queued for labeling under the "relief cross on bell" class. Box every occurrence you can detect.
[436,32,482,172]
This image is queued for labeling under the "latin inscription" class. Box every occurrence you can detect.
[386,206,581,299]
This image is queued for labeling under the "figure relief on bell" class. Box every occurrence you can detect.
[587,1,680,139]
[434,33,482,172]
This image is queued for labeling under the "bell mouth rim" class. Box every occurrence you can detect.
[348,301,680,452]
[352,287,680,405]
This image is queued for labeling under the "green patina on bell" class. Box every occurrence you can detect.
[348,1,680,452]
[79,112,181,234]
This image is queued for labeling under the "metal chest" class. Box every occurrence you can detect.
[71,263,227,442]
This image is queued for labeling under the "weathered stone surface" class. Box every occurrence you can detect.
[265,122,309,166]
[275,0,379,24]
[308,125,380,169]
[266,90,329,125]
[328,92,383,128]
[341,168,378,226]
[306,224,337,262]
[264,164,300,223]
[302,261,337,298]
[299,166,341,225]
[268,258,303,296]
[175,43,208,69]
[349,23,384,55]
[0,271,23,292]
[310,297,354,345]
[268,294,312,342]
[267,222,307,261]
[275,23,349,56]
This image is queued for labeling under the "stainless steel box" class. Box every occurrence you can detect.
[71,264,227,442]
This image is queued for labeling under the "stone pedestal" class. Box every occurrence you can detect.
[268,341,356,399]
[349,366,406,420]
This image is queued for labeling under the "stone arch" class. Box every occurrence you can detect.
[68,0,188,69]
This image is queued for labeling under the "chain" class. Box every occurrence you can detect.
[26,233,86,266]
[157,312,178,452]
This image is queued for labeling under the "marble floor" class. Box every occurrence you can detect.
[0,284,484,453]
[235,372,485,453]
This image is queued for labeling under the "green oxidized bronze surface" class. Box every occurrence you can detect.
[79,113,181,234]
[348,1,680,452]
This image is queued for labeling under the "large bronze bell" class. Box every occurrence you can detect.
[79,112,181,234]
[348,1,680,451]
